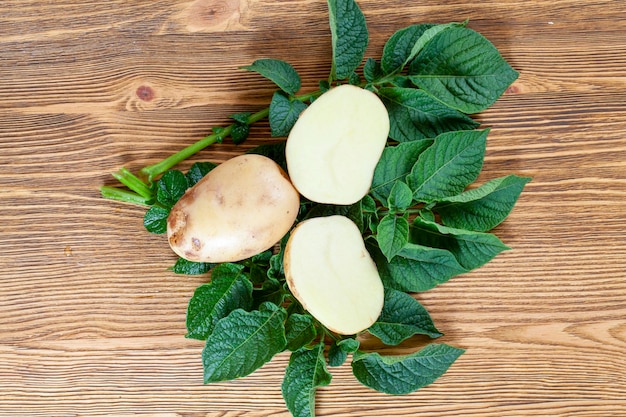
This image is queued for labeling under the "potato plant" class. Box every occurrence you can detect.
[100,0,530,416]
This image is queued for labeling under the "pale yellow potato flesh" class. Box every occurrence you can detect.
[286,84,390,205]
[284,215,384,335]
[167,154,300,263]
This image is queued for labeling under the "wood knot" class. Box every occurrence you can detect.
[126,81,185,111]
[505,84,522,95]
[136,85,155,102]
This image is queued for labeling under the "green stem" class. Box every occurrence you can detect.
[99,186,152,206]
[103,86,328,204]
[322,326,341,343]
[293,90,323,103]
[111,167,153,199]
[139,106,279,182]
[140,125,230,183]
[138,89,324,183]
[378,207,425,216]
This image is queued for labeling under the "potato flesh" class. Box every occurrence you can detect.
[286,84,390,205]
[284,215,384,335]
[167,154,300,263]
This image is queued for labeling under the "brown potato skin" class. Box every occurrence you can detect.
[167,154,300,263]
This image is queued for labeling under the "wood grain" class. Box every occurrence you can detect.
[1,0,625,416]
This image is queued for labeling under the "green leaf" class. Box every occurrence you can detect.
[328,0,368,80]
[269,92,308,137]
[282,343,332,417]
[378,87,479,142]
[407,129,488,203]
[230,111,252,124]
[319,79,331,93]
[327,344,347,368]
[252,277,285,309]
[231,122,250,145]
[241,58,301,96]
[376,214,409,262]
[156,170,188,209]
[361,194,377,214]
[348,71,361,85]
[171,257,213,275]
[408,26,519,113]
[361,194,379,234]
[376,243,467,292]
[381,24,435,74]
[143,206,169,234]
[339,338,360,352]
[401,23,465,70]
[246,250,273,284]
[435,175,531,232]
[247,140,288,173]
[212,126,226,142]
[352,344,464,394]
[186,263,253,340]
[370,140,433,204]
[328,338,360,367]
[303,201,364,233]
[387,180,414,213]
[185,162,217,187]
[368,289,442,345]
[285,313,318,351]
[203,302,287,383]
[381,23,463,75]
[419,208,436,223]
[267,233,289,281]
[363,58,383,83]
[411,217,510,271]
[389,75,413,88]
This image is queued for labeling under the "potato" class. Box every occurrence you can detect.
[167,154,300,263]
[284,215,384,335]
[285,84,390,205]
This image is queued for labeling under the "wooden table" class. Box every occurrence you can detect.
[2,1,625,416]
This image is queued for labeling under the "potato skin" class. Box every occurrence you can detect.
[167,154,300,263]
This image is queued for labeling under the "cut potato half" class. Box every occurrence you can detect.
[286,84,390,205]
[167,154,300,263]
[284,215,384,335]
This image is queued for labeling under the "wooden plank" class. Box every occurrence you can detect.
[1,0,625,416]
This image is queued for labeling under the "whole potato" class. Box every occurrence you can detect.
[167,154,300,263]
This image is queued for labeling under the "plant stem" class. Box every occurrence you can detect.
[135,89,325,183]
[100,186,152,206]
[323,326,341,343]
[139,105,272,183]
[111,167,153,199]
[140,131,224,183]
[103,87,326,204]
[294,90,323,104]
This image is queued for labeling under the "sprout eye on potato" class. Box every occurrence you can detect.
[167,154,300,263]
[286,84,390,205]
[284,215,384,335]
